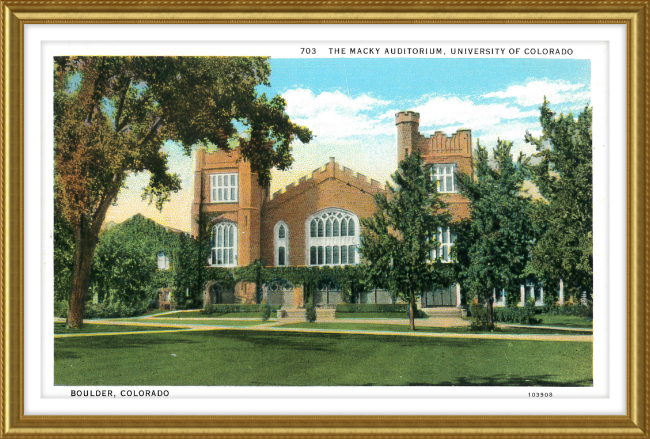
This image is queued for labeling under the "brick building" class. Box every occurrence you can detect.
[193,111,478,308]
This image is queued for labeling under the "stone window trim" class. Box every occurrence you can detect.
[274,221,289,267]
[209,221,238,267]
[209,172,239,203]
[433,163,458,194]
[305,208,360,266]
[157,251,170,270]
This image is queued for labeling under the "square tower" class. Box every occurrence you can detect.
[395,111,473,221]
[192,148,266,267]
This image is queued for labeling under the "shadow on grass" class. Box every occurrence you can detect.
[535,322,593,329]
[407,374,593,387]
[214,329,484,351]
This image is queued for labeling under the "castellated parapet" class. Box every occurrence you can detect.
[394,111,473,173]
[269,157,385,206]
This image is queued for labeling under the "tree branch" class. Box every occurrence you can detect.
[114,77,131,132]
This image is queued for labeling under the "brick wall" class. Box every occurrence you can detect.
[261,158,384,267]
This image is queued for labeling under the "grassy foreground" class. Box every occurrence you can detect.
[55,330,592,386]
[54,322,169,334]
[278,322,592,335]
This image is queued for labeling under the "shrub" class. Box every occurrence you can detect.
[469,304,488,328]
[525,296,536,308]
[336,304,409,313]
[83,302,148,319]
[54,301,68,318]
[541,302,593,318]
[493,306,540,325]
[201,303,280,315]
[306,300,317,323]
[261,303,272,321]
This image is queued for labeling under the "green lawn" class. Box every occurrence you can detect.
[158,311,274,319]
[54,322,170,334]
[335,312,427,319]
[54,330,593,386]
[279,322,592,336]
[535,314,593,328]
[111,318,268,327]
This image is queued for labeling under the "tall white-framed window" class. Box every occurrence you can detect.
[306,209,359,266]
[157,252,170,270]
[431,227,455,262]
[210,221,238,267]
[433,164,458,193]
[210,173,239,203]
[274,221,289,267]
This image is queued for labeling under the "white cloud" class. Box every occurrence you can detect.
[391,96,538,132]
[482,80,590,107]
[282,88,394,139]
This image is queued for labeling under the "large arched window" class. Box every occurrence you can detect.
[306,209,359,266]
[210,221,237,267]
[274,221,289,267]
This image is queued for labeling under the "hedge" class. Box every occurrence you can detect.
[201,304,281,315]
[84,302,149,319]
[541,303,593,318]
[54,301,149,319]
[336,304,409,313]
[469,304,540,325]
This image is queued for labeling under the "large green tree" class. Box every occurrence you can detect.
[454,140,535,327]
[90,214,180,308]
[54,56,312,327]
[359,152,452,330]
[525,100,593,299]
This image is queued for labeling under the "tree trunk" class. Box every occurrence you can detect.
[66,195,116,328]
[409,291,416,331]
[486,296,494,330]
[67,224,98,328]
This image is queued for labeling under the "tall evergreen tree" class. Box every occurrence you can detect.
[454,140,535,327]
[360,152,451,330]
[525,100,593,299]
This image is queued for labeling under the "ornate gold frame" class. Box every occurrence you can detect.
[2,2,647,437]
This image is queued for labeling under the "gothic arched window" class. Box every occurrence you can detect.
[274,221,289,266]
[210,222,237,267]
[306,209,360,266]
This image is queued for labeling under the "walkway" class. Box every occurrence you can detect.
[53,317,592,342]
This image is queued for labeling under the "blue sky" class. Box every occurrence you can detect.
[104,58,591,232]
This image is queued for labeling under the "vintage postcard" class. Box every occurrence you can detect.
[25,24,623,417]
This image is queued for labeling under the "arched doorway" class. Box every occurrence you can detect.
[204,282,235,305]
[265,279,294,308]
[313,277,342,308]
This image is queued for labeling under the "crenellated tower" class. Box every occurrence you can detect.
[395,110,473,222]
[395,111,422,163]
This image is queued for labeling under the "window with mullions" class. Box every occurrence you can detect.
[431,227,455,262]
[307,209,359,266]
[210,222,237,267]
[433,164,457,193]
[274,222,289,267]
[210,173,239,203]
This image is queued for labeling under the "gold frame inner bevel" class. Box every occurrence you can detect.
[2,3,647,437]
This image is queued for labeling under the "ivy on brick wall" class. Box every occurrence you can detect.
[201,263,374,304]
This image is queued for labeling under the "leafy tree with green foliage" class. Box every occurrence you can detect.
[54,56,312,327]
[54,207,75,303]
[525,100,593,299]
[90,214,180,308]
[454,140,536,328]
[172,232,204,309]
[359,152,451,330]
